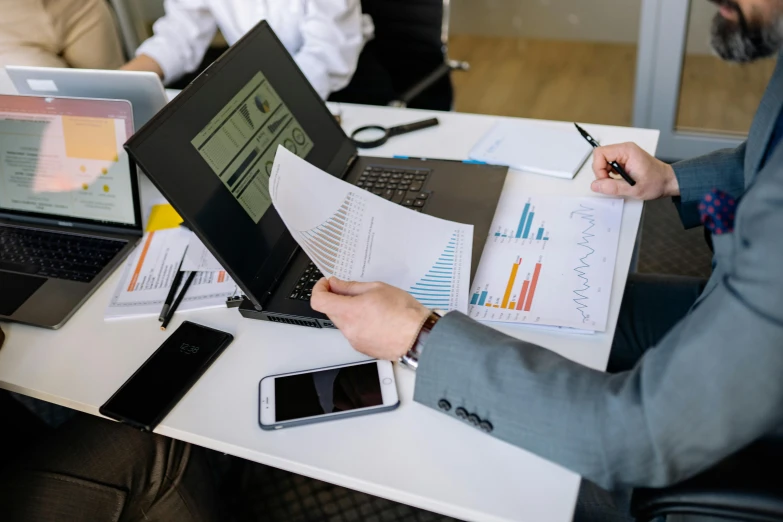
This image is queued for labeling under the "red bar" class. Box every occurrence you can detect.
[515,280,530,310]
[523,263,542,311]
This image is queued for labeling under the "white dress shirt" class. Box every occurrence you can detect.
[136,0,374,99]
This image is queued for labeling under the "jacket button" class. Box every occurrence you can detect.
[455,407,468,420]
[479,420,494,433]
[467,414,480,426]
[437,399,452,412]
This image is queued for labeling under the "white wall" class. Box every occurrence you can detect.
[451,0,718,55]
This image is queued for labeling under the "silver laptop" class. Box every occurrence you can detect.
[5,66,168,128]
[0,95,142,329]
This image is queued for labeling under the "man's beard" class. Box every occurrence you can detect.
[710,0,783,62]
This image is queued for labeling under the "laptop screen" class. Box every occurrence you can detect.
[126,21,357,305]
[0,95,139,228]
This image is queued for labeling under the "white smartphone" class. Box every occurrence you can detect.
[259,360,399,430]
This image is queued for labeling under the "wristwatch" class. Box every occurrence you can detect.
[400,311,441,371]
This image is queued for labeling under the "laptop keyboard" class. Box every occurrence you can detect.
[288,263,324,301]
[0,226,125,283]
[356,165,432,209]
[287,164,431,301]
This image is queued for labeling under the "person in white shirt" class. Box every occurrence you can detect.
[122,0,373,100]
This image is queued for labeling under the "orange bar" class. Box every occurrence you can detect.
[218,271,226,283]
[509,302,516,309]
[493,305,499,308]
[516,280,530,310]
[485,303,492,307]
[501,261,520,308]
[127,232,155,291]
[523,263,543,311]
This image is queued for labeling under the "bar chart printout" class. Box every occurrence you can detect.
[471,193,623,331]
[493,199,550,241]
[270,147,472,312]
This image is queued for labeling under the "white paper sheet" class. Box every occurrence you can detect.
[181,231,224,272]
[468,177,623,332]
[269,147,473,313]
[105,228,239,319]
[469,121,593,179]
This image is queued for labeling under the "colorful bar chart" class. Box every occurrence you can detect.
[493,200,550,241]
[469,258,543,313]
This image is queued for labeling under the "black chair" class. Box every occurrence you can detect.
[631,439,783,521]
[329,0,468,111]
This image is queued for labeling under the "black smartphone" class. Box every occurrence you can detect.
[99,321,233,431]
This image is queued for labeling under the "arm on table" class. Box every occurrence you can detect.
[122,0,217,84]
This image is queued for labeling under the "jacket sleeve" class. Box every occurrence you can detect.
[295,0,369,99]
[671,143,747,228]
[413,179,783,491]
[135,0,217,84]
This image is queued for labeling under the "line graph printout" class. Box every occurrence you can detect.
[470,194,623,331]
[270,147,472,312]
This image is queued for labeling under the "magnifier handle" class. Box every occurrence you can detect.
[389,118,440,137]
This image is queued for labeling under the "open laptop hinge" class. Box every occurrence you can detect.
[342,153,359,179]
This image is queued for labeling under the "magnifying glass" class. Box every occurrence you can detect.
[351,118,440,149]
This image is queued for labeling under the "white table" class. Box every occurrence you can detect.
[0,104,658,522]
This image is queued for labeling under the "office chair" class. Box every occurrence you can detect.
[631,439,783,521]
[331,0,469,111]
[106,0,147,60]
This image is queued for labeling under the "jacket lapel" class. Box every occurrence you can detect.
[746,53,783,182]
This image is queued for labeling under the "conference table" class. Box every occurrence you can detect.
[0,100,659,522]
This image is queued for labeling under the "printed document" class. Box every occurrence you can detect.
[270,147,472,313]
[105,227,238,319]
[467,173,623,332]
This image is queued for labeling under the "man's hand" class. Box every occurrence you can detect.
[311,277,430,361]
[591,142,680,200]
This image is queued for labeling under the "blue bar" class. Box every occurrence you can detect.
[495,232,501,237]
[523,212,535,239]
[478,291,488,306]
[544,237,549,241]
[516,203,531,238]
[471,293,479,305]
[536,228,544,240]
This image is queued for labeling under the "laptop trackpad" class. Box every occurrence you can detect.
[0,272,46,316]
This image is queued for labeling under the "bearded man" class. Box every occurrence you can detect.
[311,0,783,520]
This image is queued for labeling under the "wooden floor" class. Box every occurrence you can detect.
[449,35,775,133]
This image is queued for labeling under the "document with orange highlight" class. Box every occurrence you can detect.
[105,227,238,320]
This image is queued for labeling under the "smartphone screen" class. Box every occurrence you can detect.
[274,362,383,422]
[100,321,233,430]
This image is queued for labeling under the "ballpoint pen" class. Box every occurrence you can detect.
[160,271,196,331]
[159,257,186,321]
[574,123,636,186]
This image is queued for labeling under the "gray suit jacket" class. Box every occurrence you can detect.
[413,55,783,492]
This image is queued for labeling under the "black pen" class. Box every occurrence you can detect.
[574,123,636,186]
[159,257,186,321]
[161,271,196,331]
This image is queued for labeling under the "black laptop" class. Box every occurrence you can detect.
[0,95,142,329]
[125,21,507,329]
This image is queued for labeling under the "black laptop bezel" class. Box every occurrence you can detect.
[125,21,358,308]
[0,95,143,236]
